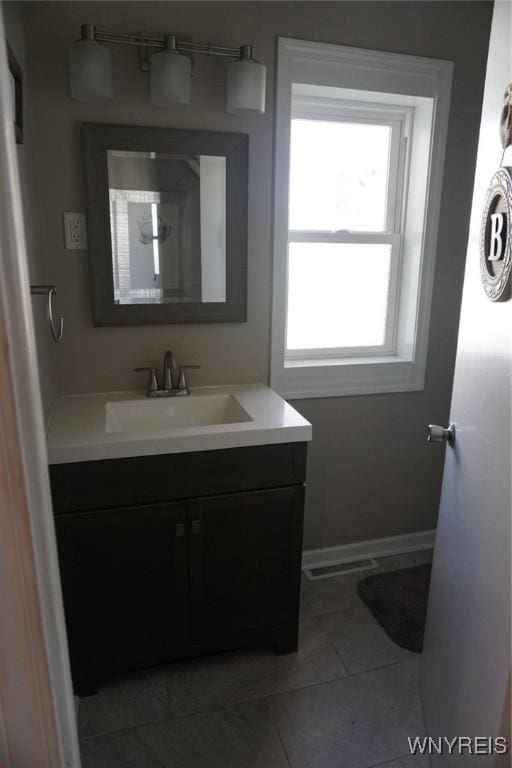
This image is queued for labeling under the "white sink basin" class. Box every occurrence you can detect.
[105,393,252,434]
[47,385,312,464]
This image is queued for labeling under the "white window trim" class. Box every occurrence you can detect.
[271,38,453,399]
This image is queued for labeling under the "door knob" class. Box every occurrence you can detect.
[427,423,456,447]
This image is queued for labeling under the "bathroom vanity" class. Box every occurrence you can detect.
[47,385,311,695]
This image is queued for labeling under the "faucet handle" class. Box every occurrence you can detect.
[134,367,159,394]
[176,365,200,392]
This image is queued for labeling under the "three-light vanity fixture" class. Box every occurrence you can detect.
[68,24,267,115]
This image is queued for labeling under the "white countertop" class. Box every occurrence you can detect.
[46,384,312,465]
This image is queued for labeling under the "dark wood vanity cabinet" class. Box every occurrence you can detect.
[188,487,304,641]
[55,503,189,673]
[50,443,307,695]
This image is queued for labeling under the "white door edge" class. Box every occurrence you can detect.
[0,9,80,767]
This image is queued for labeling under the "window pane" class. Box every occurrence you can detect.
[289,119,391,233]
[286,243,391,351]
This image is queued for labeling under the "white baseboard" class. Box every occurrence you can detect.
[302,529,436,572]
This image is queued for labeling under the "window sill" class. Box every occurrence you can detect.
[285,353,399,368]
[272,354,425,399]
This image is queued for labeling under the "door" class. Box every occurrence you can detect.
[422,3,511,761]
[188,487,304,638]
[56,502,189,668]
[0,8,80,766]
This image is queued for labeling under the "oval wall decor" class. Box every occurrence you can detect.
[480,166,512,301]
[500,82,512,150]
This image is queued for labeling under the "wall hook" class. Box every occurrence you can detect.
[30,285,64,342]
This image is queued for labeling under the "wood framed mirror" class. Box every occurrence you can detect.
[82,123,248,325]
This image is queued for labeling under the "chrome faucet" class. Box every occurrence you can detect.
[134,350,199,397]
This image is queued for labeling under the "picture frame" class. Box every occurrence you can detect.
[7,44,23,145]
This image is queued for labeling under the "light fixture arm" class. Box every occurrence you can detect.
[79,24,250,61]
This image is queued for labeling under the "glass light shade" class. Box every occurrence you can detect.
[69,39,112,102]
[151,50,191,107]
[227,59,266,115]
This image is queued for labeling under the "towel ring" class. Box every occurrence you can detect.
[30,285,64,343]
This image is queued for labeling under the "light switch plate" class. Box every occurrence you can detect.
[63,212,87,250]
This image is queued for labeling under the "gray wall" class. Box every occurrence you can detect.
[20,1,492,549]
[3,2,55,421]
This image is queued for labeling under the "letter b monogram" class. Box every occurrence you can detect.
[489,212,506,261]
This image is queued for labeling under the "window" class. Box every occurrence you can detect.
[287,99,408,358]
[271,39,453,398]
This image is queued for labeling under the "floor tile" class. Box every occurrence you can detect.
[375,763,405,768]
[270,658,424,768]
[319,600,416,675]
[80,699,289,768]
[78,669,170,739]
[401,754,431,768]
[165,618,346,717]
[300,572,357,618]
[79,554,431,764]
[80,728,161,768]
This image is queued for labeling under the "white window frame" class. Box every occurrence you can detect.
[271,38,453,399]
[287,99,411,361]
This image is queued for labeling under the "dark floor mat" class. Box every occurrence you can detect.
[356,564,432,653]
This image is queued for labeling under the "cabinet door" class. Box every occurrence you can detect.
[188,487,304,639]
[55,502,189,665]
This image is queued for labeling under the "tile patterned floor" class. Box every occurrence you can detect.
[79,549,433,768]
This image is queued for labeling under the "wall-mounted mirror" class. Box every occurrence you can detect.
[82,123,248,325]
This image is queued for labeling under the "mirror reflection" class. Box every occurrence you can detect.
[107,150,226,305]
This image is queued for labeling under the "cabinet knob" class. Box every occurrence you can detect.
[192,520,201,535]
